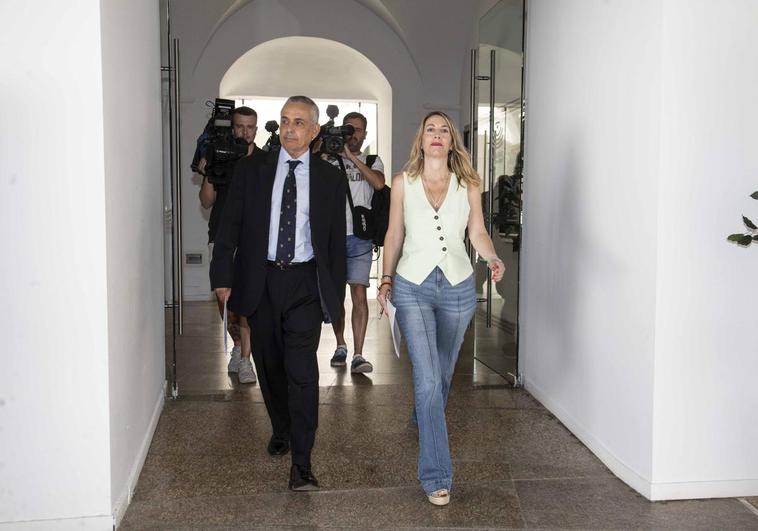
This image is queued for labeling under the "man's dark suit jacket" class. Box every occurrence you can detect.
[210,149,347,323]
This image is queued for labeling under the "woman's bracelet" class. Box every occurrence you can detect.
[379,281,392,289]
[381,274,393,280]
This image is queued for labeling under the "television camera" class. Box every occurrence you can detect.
[318,105,354,156]
[261,120,281,152]
[190,98,249,185]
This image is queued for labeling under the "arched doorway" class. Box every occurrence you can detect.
[218,36,392,172]
[166,36,395,397]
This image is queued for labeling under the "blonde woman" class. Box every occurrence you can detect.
[378,111,504,506]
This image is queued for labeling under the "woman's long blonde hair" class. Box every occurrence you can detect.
[403,111,481,188]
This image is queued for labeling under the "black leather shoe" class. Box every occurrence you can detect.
[289,464,319,491]
[267,436,290,456]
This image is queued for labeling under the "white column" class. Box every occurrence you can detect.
[0,0,166,527]
[0,0,113,526]
[651,0,758,500]
[521,0,662,496]
[100,0,166,523]
[522,0,758,500]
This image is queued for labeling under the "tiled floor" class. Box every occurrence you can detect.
[122,301,758,529]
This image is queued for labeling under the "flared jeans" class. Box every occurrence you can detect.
[393,267,476,495]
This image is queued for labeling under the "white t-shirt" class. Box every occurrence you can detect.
[329,152,385,236]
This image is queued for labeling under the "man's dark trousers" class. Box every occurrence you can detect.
[210,151,347,471]
[249,262,322,469]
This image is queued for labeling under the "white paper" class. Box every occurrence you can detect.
[386,300,402,358]
[223,299,228,355]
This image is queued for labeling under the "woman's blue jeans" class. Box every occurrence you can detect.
[393,268,476,495]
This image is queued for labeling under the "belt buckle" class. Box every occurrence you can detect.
[274,260,287,271]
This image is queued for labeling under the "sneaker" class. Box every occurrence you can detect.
[227,345,241,373]
[238,357,257,384]
[350,354,373,374]
[330,345,348,367]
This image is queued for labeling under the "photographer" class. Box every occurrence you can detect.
[197,105,263,384]
[325,112,385,373]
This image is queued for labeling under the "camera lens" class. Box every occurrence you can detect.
[324,136,343,154]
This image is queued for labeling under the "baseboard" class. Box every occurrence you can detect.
[525,378,758,501]
[650,479,758,501]
[111,381,166,527]
[524,376,654,499]
[0,515,113,530]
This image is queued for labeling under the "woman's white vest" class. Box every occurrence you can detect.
[396,172,473,285]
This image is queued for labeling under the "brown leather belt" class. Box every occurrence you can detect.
[266,259,315,271]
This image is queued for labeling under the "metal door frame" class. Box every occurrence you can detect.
[468,0,528,387]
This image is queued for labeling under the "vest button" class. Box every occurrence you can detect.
[437,226,441,230]
[442,247,447,252]
[434,215,439,220]
[439,236,444,241]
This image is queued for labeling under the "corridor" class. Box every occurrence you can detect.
[120,301,758,529]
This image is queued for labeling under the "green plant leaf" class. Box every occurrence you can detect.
[738,235,753,246]
[728,233,745,242]
[743,216,757,230]
[751,191,758,200]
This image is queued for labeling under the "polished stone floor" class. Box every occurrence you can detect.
[121,301,758,529]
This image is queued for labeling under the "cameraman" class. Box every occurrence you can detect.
[197,106,262,384]
[326,112,385,373]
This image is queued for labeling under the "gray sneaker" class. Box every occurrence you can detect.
[350,355,373,374]
[330,345,348,367]
[227,345,241,373]
[238,357,257,384]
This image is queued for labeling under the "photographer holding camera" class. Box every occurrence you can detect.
[197,105,263,384]
[323,112,385,373]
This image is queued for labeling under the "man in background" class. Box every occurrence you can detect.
[197,106,263,384]
[327,112,385,373]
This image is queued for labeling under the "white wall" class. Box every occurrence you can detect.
[521,0,662,493]
[0,1,165,527]
[522,0,758,500]
[100,0,166,523]
[0,0,113,527]
[651,0,758,499]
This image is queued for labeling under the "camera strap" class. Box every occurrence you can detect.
[338,154,377,210]
[336,156,357,211]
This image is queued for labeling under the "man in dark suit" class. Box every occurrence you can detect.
[210,96,346,491]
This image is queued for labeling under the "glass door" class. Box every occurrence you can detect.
[161,0,183,398]
[470,0,525,385]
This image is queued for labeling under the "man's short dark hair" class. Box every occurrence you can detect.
[232,106,257,119]
[343,112,367,129]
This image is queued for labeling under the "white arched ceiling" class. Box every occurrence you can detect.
[193,0,420,78]
[186,0,425,180]
[219,36,391,101]
[219,36,392,170]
